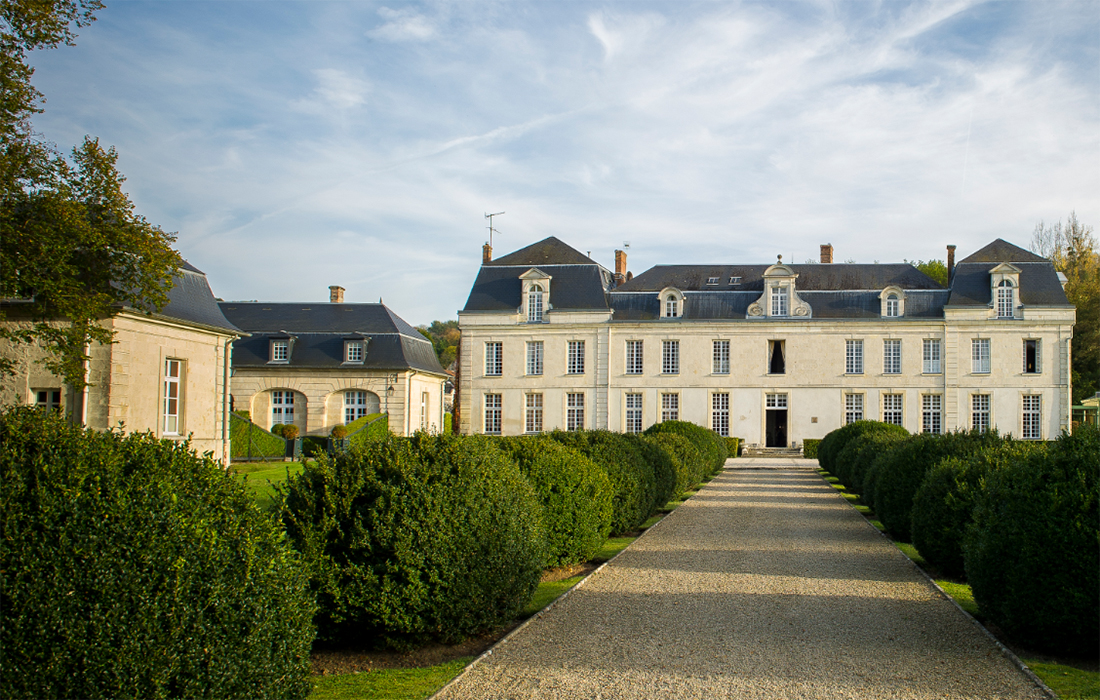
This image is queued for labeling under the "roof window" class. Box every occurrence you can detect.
[706,277,719,285]
[729,276,741,285]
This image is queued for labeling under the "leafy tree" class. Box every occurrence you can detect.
[1,1,181,390]
[1032,212,1099,403]
[906,259,948,286]
[418,319,460,368]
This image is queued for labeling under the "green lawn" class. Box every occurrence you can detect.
[310,658,471,700]
[231,461,303,511]
[1024,660,1100,700]
[521,575,586,618]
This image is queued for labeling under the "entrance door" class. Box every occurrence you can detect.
[765,393,789,447]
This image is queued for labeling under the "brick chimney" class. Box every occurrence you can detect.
[614,249,627,285]
[482,243,492,265]
[820,244,833,264]
[329,285,345,303]
[947,245,956,284]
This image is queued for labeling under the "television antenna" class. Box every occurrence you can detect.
[485,212,505,248]
[623,240,631,250]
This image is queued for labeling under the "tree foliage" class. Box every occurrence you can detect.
[1,1,182,390]
[905,259,948,286]
[1032,212,1099,402]
[417,319,460,368]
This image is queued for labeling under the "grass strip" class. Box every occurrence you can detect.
[310,658,471,700]
[1023,660,1100,700]
[593,536,634,563]
[521,575,586,618]
[231,461,303,511]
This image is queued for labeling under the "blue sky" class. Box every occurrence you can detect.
[27,0,1100,325]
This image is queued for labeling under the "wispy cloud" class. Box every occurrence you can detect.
[367,6,437,42]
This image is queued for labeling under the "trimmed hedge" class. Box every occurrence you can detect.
[964,426,1100,655]
[495,436,613,567]
[0,408,315,700]
[834,428,909,494]
[645,421,728,474]
[818,420,898,474]
[547,430,658,534]
[802,438,821,460]
[871,429,1004,542]
[279,434,545,648]
[230,415,287,460]
[645,432,705,498]
[911,439,1045,578]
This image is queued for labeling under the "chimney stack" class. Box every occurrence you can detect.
[614,249,627,285]
[329,285,345,303]
[820,243,833,264]
[947,245,956,284]
[482,243,492,265]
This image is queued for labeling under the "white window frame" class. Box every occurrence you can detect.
[882,394,903,426]
[664,295,678,318]
[711,393,729,437]
[771,285,789,316]
[567,340,585,375]
[526,341,543,376]
[996,280,1014,318]
[885,294,899,317]
[626,340,643,375]
[484,394,502,434]
[846,339,863,374]
[972,394,991,432]
[271,339,289,362]
[271,389,294,427]
[527,284,544,322]
[765,393,788,409]
[163,359,182,435]
[567,393,584,431]
[923,339,942,374]
[345,340,364,363]
[662,340,679,374]
[845,393,863,424]
[713,340,730,374]
[661,393,679,422]
[972,338,991,374]
[485,341,503,376]
[345,390,370,424]
[922,395,942,434]
[625,393,643,433]
[883,339,901,375]
[1022,395,1041,440]
[420,391,429,430]
[525,393,543,433]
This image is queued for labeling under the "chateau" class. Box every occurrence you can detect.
[457,237,1075,446]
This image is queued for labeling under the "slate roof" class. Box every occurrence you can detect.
[609,289,952,321]
[947,263,1069,307]
[463,264,611,312]
[958,238,1047,264]
[617,264,943,292]
[490,236,599,266]
[129,263,241,334]
[219,302,445,374]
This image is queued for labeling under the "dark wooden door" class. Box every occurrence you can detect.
[766,410,787,447]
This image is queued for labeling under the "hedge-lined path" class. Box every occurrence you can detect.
[434,458,1050,700]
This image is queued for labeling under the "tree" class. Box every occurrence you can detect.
[418,319,460,369]
[1,1,182,390]
[906,259,948,287]
[1032,212,1099,403]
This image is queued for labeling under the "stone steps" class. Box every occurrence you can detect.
[741,446,804,458]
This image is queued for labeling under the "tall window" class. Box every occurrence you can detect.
[485,342,503,376]
[163,359,182,435]
[883,394,903,426]
[567,340,585,374]
[883,339,901,374]
[626,340,643,374]
[34,389,62,414]
[1022,395,1041,440]
[420,391,429,430]
[662,340,679,374]
[567,393,585,431]
[845,394,863,424]
[711,393,729,437]
[661,393,679,422]
[345,341,364,363]
[771,286,789,316]
[271,389,294,426]
[713,340,730,374]
[846,340,863,374]
[345,391,370,424]
[922,395,942,434]
[885,294,899,317]
[923,339,942,374]
[768,340,785,374]
[271,340,289,361]
[972,339,991,374]
[525,393,543,433]
[972,394,991,432]
[526,341,543,375]
[996,280,1014,318]
[625,394,643,433]
[665,295,678,318]
[1023,339,1040,374]
[484,394,502,434]
[527,285,544,322]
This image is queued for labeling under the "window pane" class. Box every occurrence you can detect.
[526,341,543,375]
[662,340,679,374]
[884,340,901,374]
[845,394,863,424]
[661,393,679,422]
[567,393,584,431]
[568,341,585,374]
[922,395,942,434]
[883,394,903,425]
[625,394,643,433]
[972,394,990,432]
[972,339,990,373]
[485,342,502,376]
[525,394,543,433]
[846,340,863,374]
[484,394,502,434]
[711,393,729,437]
[713,340,729,374]
[923,339,941,374]
[626,340,643,374]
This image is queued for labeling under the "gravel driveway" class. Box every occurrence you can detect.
[434,458,1051,700]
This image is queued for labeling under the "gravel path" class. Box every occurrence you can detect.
[434,458,1051,700]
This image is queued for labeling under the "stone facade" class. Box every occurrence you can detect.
[458,237,1075,446]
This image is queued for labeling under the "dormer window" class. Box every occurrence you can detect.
[528,284,544,322]
[771,286,789,316]
[665,295,678,317]
[706,277,719,285]
[886,294,899,317]
[996,280,1014,318]
[729,276,741,285]
[657,287,685,319]
[271,340,289,362]
[750,261,810,318]
[345,340,364,363]
[879,287,906,318]
[519,268,552,323]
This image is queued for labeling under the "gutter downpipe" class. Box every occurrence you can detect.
[80,342,91,427]
[222,336,234,467]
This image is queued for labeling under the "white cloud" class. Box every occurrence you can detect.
[367,6,437,42]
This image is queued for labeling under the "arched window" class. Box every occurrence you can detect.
[527,284,543,322]
[996,280,1014,318]
[665,295,678,318]
[886,294,899,317]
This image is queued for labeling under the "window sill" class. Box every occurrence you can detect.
[921,371,943,376]
[267,360,290,365]
[341,361,365,366]
[972,372,991,376]
[844,372,864,376]
[660,372,680,376]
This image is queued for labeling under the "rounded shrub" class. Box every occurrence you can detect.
[645,432,705,498]
[0,407,315,700]
[911,439,1045,579]
[872,429,1004,542]
[331,424,348,439]
[964,425,1099,655]
[818,420,897,474]
[279,433,545,649]
[270,422,286,437]
[282,424,300,440]
[547,430,656,534]
[495,436,613,567]
[834,428,909,494]
[644,421,728,474]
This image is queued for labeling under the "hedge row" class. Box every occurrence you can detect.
[1,408,315,700]
[802,438,821,459]
[819,420,1099,656]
